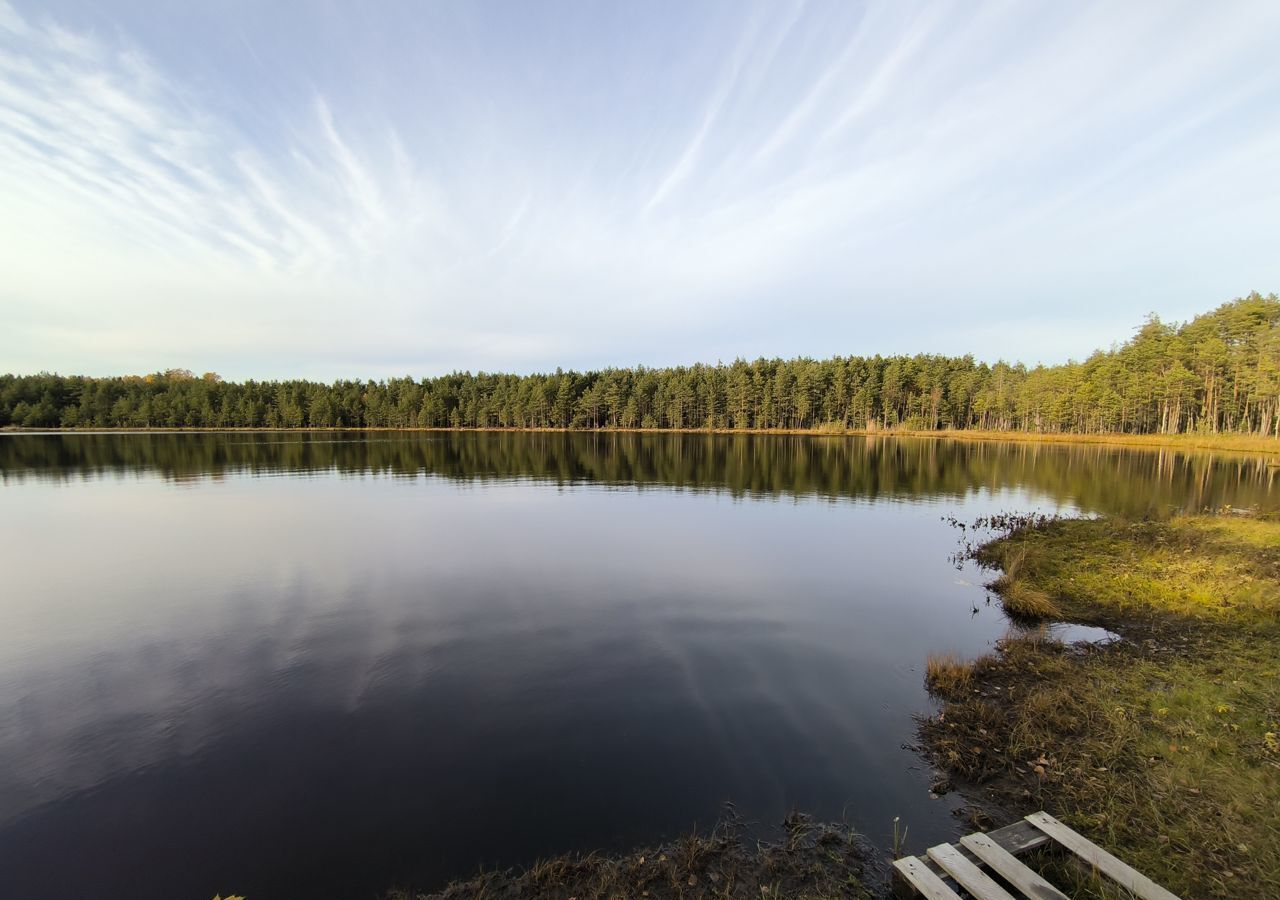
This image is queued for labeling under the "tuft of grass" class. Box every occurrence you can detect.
[925,653,974,698]
[997,579,1061,619]
[986,543,1062,619]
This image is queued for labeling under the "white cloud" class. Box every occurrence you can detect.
[0,0,1278,378]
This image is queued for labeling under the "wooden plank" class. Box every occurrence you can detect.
[1025,812,1182,900]
[927,843,1018,900]
[985,820,1052,856]
[893,855,963,900]
[960,832,1070,900]
[912,823,1052,886]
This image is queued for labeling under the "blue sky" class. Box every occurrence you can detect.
[2,0,1278,380]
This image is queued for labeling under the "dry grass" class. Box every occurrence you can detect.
[986,544,1062,620]
[19,424,1280,456]
[898,428,1280,457]
[387,814,875,900]
[924,653,973,698]
[996,579,1062,620]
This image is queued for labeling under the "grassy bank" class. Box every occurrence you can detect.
[387,813,876,900]
[900,428,1280,456]
[924,514,1280,898]
[5,423,1278,456]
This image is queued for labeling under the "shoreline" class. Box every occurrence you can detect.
[4,425,1278,456]
[921,512,1280,898]
[386,812,879,900]
[386,510,1280,899]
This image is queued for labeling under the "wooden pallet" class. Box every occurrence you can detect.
[892,811,1180,899]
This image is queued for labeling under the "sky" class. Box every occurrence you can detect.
[2,0,1279,381]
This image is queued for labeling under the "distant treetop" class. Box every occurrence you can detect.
[2,294,1277,436]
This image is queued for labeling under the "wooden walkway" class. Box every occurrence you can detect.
[892,811,1181,900]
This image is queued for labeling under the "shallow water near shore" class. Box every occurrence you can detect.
[0,432,1275,899]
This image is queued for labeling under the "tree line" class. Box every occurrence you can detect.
[2,293,1278,435]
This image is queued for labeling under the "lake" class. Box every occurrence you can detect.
[1,432,1275,899]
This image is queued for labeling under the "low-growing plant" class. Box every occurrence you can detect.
[996,579,1061,619]
[924,653,973,698]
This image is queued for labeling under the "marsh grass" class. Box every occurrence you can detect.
[924,513,1280,899]
[388,813,875,900]
[985,543,1063,620]
[924,653,973,698]
[996,579,1061,620]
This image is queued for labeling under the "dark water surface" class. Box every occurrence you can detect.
[1,432,1275,899]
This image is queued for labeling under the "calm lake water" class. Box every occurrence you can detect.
[1,432,1275,899]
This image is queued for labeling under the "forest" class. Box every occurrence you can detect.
[2,293,1278,436]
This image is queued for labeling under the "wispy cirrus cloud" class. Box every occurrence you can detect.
[0,9,441,277]
[1,0,1278,378]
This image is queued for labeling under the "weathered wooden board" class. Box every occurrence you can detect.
[986,819,1052,855]
[960,832,1070,900]
[927,842,1018,900]
[893,856,962,900]
[909,821,1051,887]
[896,812,1177,900]
[1025,811,1182,900]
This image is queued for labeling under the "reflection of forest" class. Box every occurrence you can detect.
[3,432,1275,516]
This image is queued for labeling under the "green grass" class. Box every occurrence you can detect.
[977,515,1280,626]
[926,514,1280,898]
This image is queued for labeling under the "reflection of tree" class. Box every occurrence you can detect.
[2,432,1274,516]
